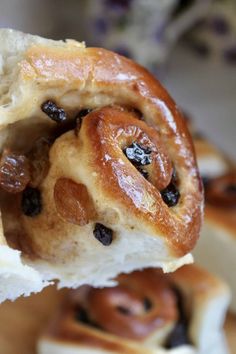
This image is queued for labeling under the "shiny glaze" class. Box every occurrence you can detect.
[82,106,202,255]
[1,44,203,257]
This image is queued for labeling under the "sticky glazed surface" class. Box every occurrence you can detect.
[0,42,203,264]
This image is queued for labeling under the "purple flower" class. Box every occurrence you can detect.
[94,18,109,35]
[104,0,133,11]
[210,16,230,36]
[154,22,167,43]
[224,45,236,64]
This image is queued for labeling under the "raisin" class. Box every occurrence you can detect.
[137,167,149,179]
[21,187,42,217]
[123,142,152,166]
[41,100,66,123]
[161,183,180,207]
[75,308,90,324]
[54,178,96,225]
[93,223,113,246]
[75,109,92,134]
[0,152,30,193]
[165,321,190,348]
[165,286,190,348]
[117,306,131,315]
[77,109,92,119]
[225,184,236,194]
[143,297,152,311]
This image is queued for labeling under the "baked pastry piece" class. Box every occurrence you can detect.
[38,265,230,354]
[193,136,230,180]
[181,112,230,179]
[0,29,203,301]
[194,171,236,313]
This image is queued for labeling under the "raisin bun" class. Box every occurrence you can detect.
[194,171,236,313]
[0,29,203,301]
[38,265,230,354]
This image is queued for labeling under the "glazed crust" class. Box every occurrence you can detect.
[1,44,203,257]
[0,29,203,300]
[205,171,236,236]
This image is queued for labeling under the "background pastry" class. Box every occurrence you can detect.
[0,29,203,301]
[182,112,230,179]
[194,171,236,313]
[38,265,230,354]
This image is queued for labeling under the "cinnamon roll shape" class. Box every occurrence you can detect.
[0,29,203,300]
[38,265,230,354]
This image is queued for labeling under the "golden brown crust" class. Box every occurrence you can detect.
[205,172,236,208]
[76,269,177,341]
[204,171,236,236]
[40,265,229,353]
[43,269,177,352]
[11,45,203,257]
[194,138,223,160]
[205,206,236,237]
[168,264,227,295]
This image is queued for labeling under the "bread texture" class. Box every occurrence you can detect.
[0,29,203,301]
[38,265,230,354]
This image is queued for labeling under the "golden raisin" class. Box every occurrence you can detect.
[0,151,30,193]
[54,178,96,225]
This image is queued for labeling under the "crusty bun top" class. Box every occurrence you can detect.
[0,29,203,292]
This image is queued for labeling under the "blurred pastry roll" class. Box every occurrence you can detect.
[38,265,230,354]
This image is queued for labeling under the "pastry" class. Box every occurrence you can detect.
[0,29,203,301]
[193,136,230,179]
[38,265,230,354]
[181,112,230,179]
[194,171,236,312]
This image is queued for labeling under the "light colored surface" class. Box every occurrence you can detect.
[0,287,234,354]
[164,45,236,159]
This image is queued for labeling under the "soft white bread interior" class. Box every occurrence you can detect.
[0,28,203,301]
[38,265,230,354]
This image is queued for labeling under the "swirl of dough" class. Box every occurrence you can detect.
[1,43,203,269]
[74,269,177,342]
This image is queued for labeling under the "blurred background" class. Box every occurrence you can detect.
[0,0,235,157]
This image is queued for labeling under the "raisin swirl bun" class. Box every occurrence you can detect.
[0,29,203,301]
[194,171,236,313]
[38,265,230,354]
